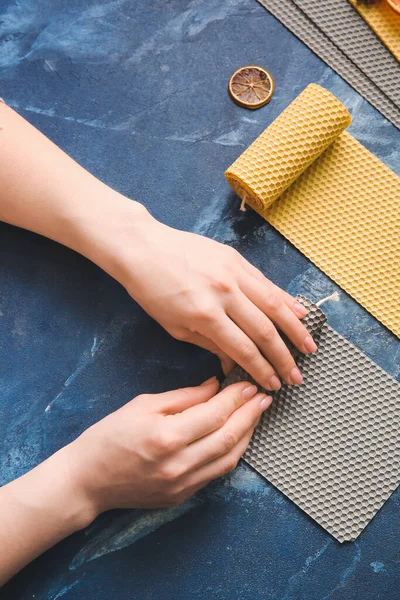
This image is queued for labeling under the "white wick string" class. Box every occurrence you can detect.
[316,291,340,307]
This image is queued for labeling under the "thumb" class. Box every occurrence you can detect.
[155,377,220,414]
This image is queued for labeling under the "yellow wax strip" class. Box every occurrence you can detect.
[348,0,400,62]
[225,84,400,338]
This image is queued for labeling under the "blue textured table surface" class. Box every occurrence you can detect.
[1,1,399,598]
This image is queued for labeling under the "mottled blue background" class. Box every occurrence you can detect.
[0,1,399,598]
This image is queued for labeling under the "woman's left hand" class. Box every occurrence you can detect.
[102,204,317,391]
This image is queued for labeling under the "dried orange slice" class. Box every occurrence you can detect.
[228,65,274,109]
[386,0,400,14]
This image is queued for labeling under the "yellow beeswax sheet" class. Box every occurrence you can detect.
[225,84,400,337]
[348,0,400,62]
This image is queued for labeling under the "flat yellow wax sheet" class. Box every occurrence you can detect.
[225,84,400,337]
[348,0,400,62]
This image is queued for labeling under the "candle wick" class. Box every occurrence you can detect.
[316,291,340,307]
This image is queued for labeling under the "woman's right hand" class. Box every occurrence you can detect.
[0,378,271,585]
[69,377,272,513]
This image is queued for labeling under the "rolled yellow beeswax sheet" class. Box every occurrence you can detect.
[225,84,400,337]
[226,85,351,212]
[348,0,400,62]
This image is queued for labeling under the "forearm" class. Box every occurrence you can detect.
[0,102,313,391]
[0,102,153,282]
[0,444,95,586]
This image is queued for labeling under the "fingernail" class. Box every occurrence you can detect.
[201,376,217,386]
[260,395,273,411]
[289,367,303,385]
[242,384,258,399]
[293,301,308,317]
[304,335,318,353]
[268,375,281,391]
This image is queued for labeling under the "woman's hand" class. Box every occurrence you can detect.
[0,379,271,584]
[103,207,317,391]
[0,103,316,391]
[70,378,271,512]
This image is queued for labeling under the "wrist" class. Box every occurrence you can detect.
[63,183,158,287]
[0,444,97,582]
[53,442,100,531]
[9,444,98,534]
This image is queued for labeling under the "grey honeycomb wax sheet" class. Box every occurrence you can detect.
[222,297,400,542]
[256,0,400,130]
[293,0,400,109]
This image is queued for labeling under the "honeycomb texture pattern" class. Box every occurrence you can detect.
[225,84,400,337]
[226,85,351,211]
[349,0,400,62]
[222,296,400,542]
[295,0,400,107]
[256,0,400,129]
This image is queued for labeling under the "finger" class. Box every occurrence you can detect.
[178,392,272,470]
[220,356,236,376]
[238,278,318,355]
[227,293,298,383]
[202,315,280,390]
[172,381,258,443]
[239,260,308,319]
[152,378,220,414]
[227,293,303,385]
[180,423,256,492]
[183,332,236,375]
